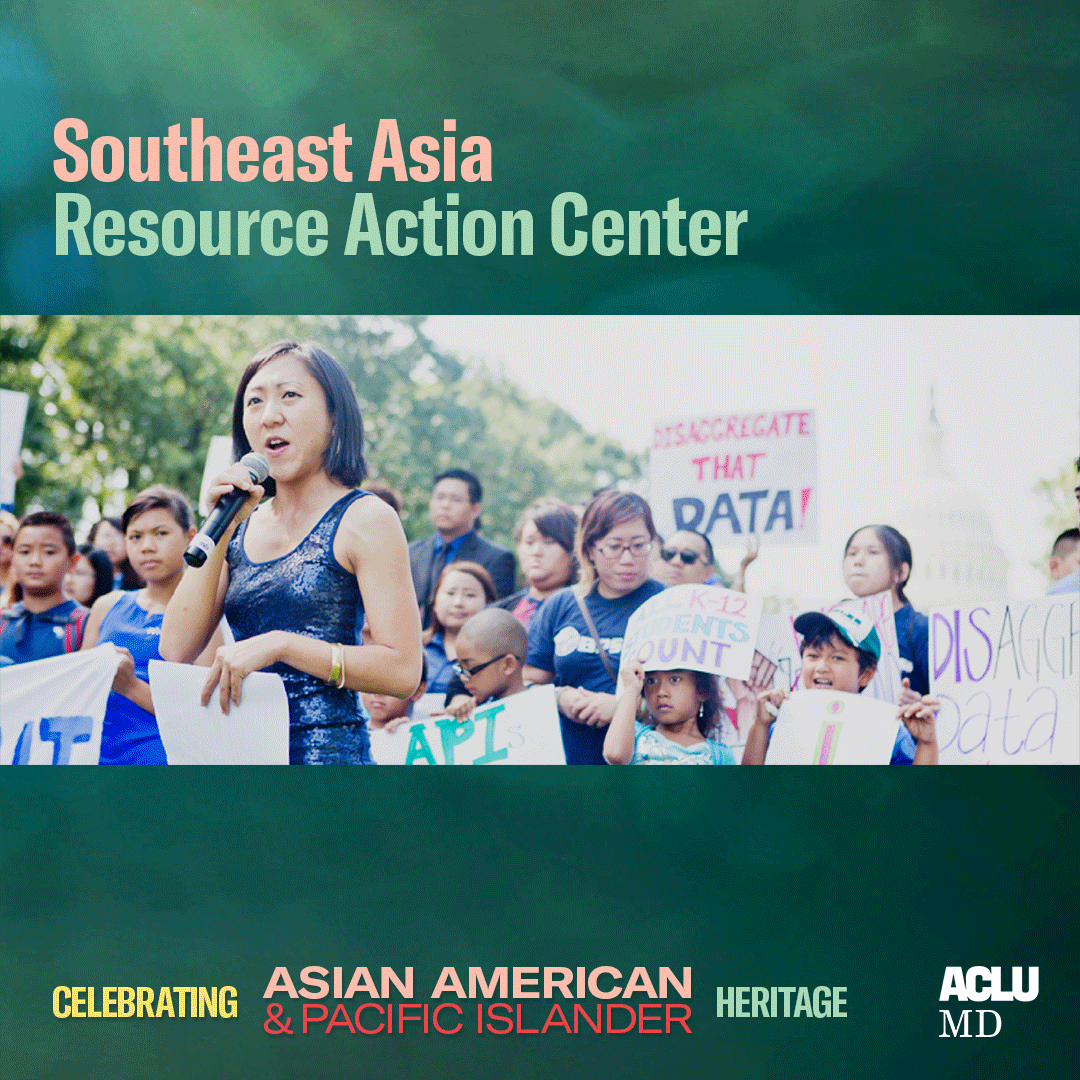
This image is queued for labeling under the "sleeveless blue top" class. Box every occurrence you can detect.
[98,591,168,765]
[225,490,371,764]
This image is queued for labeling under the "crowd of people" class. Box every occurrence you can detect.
[2,339,1077,766]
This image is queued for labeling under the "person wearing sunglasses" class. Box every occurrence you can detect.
[525,489,664,764]
[651,529,758,592]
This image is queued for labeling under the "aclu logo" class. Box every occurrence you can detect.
[938,966,1038,1038]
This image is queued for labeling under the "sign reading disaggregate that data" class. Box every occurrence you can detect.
[370,685,564,765]
[620,584,763,682]
[930,596,1079,764]
[650,410,817,545]
[0,647,121,764]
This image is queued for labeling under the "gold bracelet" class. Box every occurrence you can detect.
[336,644,346,690]
[327,642,342,686]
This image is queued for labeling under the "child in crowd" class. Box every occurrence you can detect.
[739,605,940,765]
[451,607,529,708]
[1047,528,1080,593]
[842,524,929,699]
[604,661,734,765]
[0,511,88,663]
[82,485,222,765]
[363,658,428,764]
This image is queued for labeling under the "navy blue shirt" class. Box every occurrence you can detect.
[527,579,665,764]
[894,603,930,696]
[0,600,87,664]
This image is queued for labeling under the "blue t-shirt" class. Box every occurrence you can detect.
[0,600,87,664]
[894,602,930,697]
[1047,569,1080,594]
[627,721,735,765]
[97,591,167,765]
[423,632,456,696]
[526,579,665,764]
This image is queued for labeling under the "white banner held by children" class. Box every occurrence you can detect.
[765,689,902,765]
[148,660,290,765]
[650,409,817,546]
[372,685,563,765]
[930,596,1079,765]
[0,646,121,764]
[620,583,764,682]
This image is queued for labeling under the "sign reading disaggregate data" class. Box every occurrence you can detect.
[930,597,1079,764]
[650,409,817,545]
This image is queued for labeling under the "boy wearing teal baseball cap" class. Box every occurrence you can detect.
[740,601,940,764]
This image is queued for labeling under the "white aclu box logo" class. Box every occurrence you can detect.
[938,966,1038,1038]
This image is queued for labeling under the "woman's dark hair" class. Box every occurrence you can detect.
[75,544,115,606]
[514,497,579,584]
[89,514,143,589]
[232,340,367,497]
[844,524,913,605]
[366,481,402,515]
[122,484,195,534]
[575,490,656,591]
[692,670,722,738]
[87,516,122,551]
[423,560,497,644]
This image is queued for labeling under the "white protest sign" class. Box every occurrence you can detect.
[619,583,763,682]
[0,646,121,764]
[825,592,902,704]
[370,684,563,765]
[0,389,29,505]
[650,409,817,545]
[753,614,802,691]
[198,435,235,517]
[765,689,901,765]
[149,660,290,765]
[930,597,1079,765]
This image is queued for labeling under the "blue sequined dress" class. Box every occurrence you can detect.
[224,490,370,764]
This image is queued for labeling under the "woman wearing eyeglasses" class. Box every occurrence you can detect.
[524,490,664,764]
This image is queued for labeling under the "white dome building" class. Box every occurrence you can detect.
[894,397,1009,608]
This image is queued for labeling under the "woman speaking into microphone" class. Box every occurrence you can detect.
[160,340,422,764]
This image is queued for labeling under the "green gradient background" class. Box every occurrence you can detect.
[1,0,1077,313]
[1,770,1075,1079]
[2,3,1078,1077]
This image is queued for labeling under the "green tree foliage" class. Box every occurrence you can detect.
[1032,457,1080,577]
[0,316,640,549]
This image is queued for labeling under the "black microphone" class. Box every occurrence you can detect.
[184,452,270,567]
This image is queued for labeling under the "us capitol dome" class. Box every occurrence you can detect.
[894,396,1009,608]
